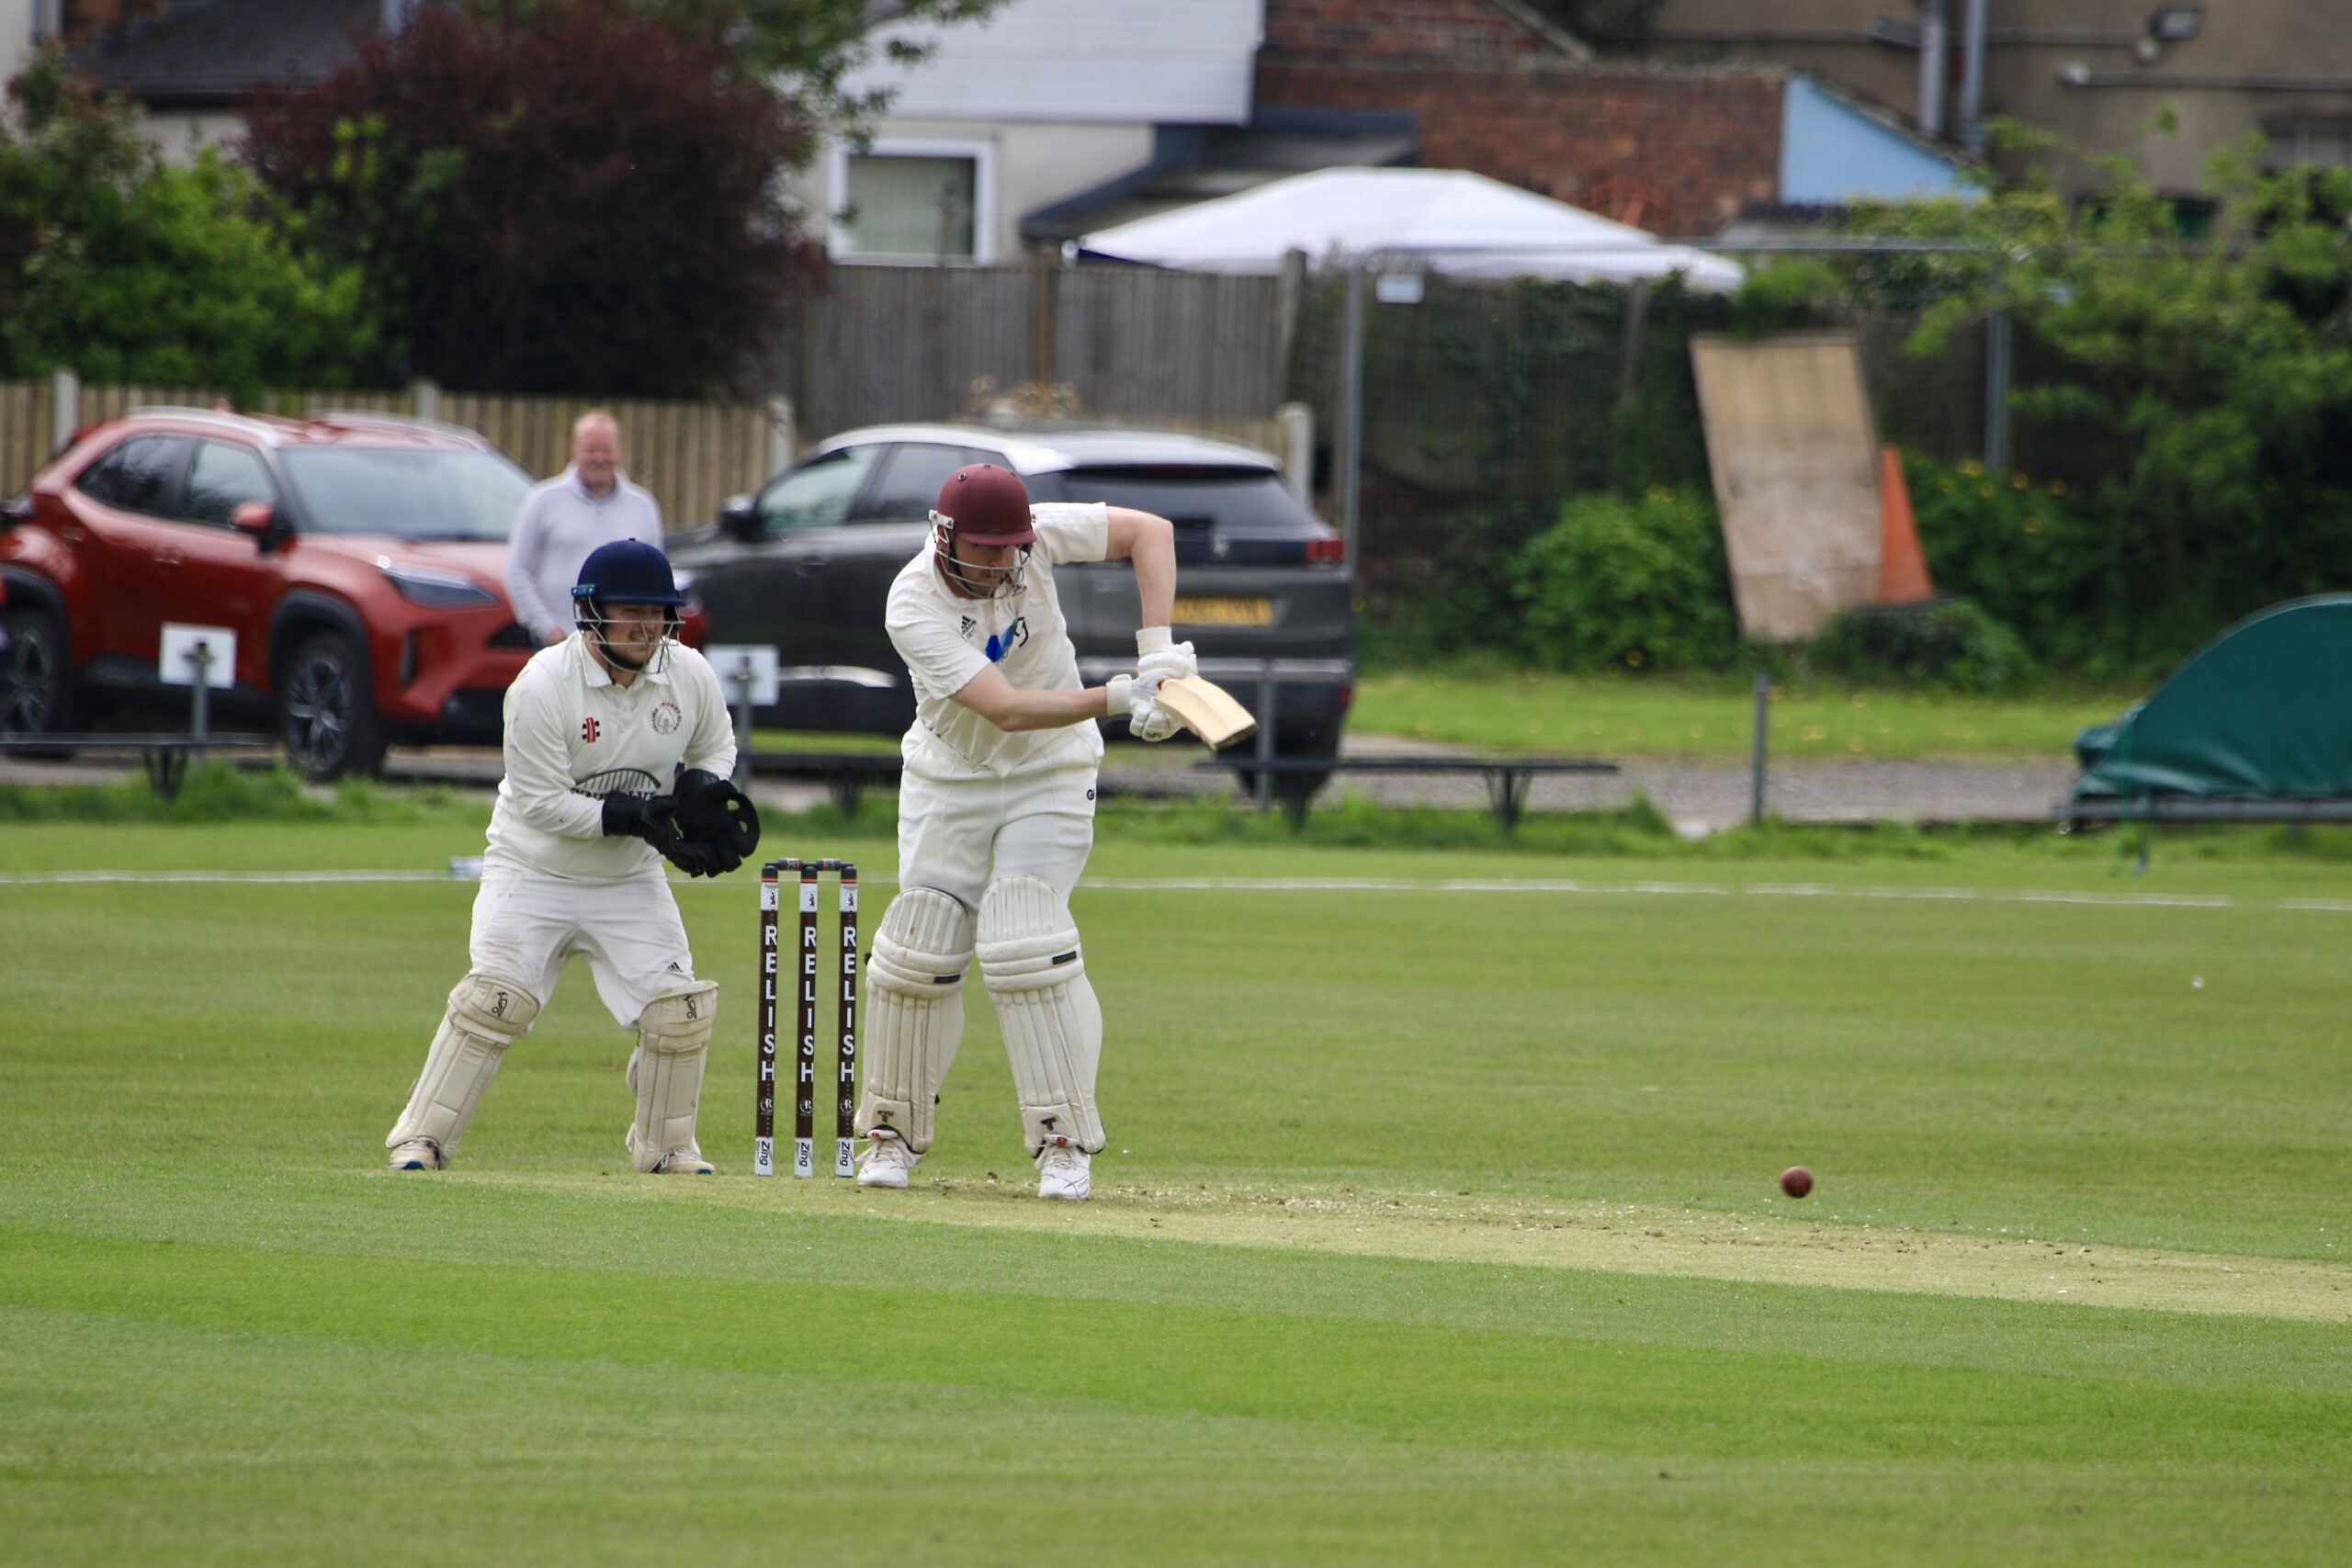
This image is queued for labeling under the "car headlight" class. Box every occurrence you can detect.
[380,562,500,608]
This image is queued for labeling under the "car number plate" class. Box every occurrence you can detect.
[1171,595,1272,626]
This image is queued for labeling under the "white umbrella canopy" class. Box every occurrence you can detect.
[1076,166,1745,291]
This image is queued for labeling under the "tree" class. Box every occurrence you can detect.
[0,47,392,399]
[242,3,820,396]
[1766,125,2352,660]
[446,0,1003,124]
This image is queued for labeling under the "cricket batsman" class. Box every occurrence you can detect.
[384,539,761,1175]
[854,463,1189,1201]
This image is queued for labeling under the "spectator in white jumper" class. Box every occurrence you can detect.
[506,412,664,646]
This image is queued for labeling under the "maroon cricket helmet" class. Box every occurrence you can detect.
[933,464,1036,547]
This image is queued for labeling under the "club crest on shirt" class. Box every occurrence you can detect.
[651,700,683,735]
[983,617,1030,663]
[581,717,601,744]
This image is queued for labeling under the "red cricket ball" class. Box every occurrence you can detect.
[1780,1166,1815,1199]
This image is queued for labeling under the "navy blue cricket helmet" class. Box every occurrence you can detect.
[571,539,688,613]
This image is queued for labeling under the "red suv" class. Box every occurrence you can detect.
[1,408,548,778]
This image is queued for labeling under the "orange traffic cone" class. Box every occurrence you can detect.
[1877,444,1936,604]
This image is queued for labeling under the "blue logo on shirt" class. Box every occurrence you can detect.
[983,617,1029,663]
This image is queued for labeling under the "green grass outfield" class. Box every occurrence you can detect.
[1350,667,2131,761]
[759,671,2132,761]
[3,818,2347,1563]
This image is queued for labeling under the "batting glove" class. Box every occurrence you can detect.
[1125,667,1183,743]
[1136,626,1198,683]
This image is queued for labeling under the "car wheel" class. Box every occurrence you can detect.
[0,603,75,743]
[278,630,386,781]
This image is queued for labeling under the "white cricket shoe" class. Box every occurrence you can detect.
[627,1127,716,1174]
[389,1139,445,1171]
[855,1130,921,1190]
[1035,1140,1091,1201]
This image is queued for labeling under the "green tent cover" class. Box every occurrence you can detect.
[2074,594,2352,800]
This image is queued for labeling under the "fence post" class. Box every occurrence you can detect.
[1983,307,2012,475]
[1278,401,1314,505]
[411,378,442,423]
[1274,247,1308,377]
[1031,247,1060,387]
[1340,258,1365,573]
[1749,673,1770,828]
[765,396,797,479]
[51,367,78,451]
[1615,279,1651,421]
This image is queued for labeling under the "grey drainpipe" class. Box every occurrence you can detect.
[1918,0,1950,140]
[1961,0,1988,154]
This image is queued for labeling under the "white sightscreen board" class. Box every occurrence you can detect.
[1690,333,1883,643]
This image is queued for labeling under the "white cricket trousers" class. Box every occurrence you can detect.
[895,759,1099,907]
[468,868,698,1022]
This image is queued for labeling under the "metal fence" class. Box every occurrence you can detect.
[1281,266,1995,609]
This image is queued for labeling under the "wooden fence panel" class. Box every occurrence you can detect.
[1054,269,1284,422]
[797,265,1035,434]
[0,381,773,532]
[774,265,1288,452]
[0,382,53,496]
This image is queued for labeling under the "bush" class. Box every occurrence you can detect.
[1806,599,2034,693]
[1512,489,1737,672]
[0,49,392,398]
[1903,451,2132,671]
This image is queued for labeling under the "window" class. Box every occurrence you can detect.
[2263,119,2352,171]
[829,138,997,264]
[278,448,532,540]
[854,444,1000,524]
[74,435,188,516]
[756,446,883,534]
[180,442,276,527]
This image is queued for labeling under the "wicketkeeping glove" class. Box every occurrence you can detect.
[601,793,719,876]
[672,770,761,875]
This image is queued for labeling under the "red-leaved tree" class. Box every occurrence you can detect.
[242,3,820,396]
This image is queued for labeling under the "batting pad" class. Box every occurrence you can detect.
[385,972,541,1163]
[627,981,718,1173]
[976,874,1106,1156]
[855,886,973,1154]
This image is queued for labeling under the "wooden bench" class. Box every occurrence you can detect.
[0,734,277,799]
[1203,754,1620,829]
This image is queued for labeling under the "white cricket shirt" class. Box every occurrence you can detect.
[482,635,736,880]
[886,502,1109,779]
[503,467,665,643]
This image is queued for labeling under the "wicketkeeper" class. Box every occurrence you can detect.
[384,539,761,1174]
[854,463,1190,1201]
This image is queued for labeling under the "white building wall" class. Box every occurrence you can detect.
[797,120,1156,264]
[0,0,46,84]
[143,110,248,163]
[842,0,1261,125]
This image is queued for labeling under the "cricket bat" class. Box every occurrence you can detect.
[1155,675,1258,750]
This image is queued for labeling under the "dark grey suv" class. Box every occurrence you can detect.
[666,422,1354,788]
